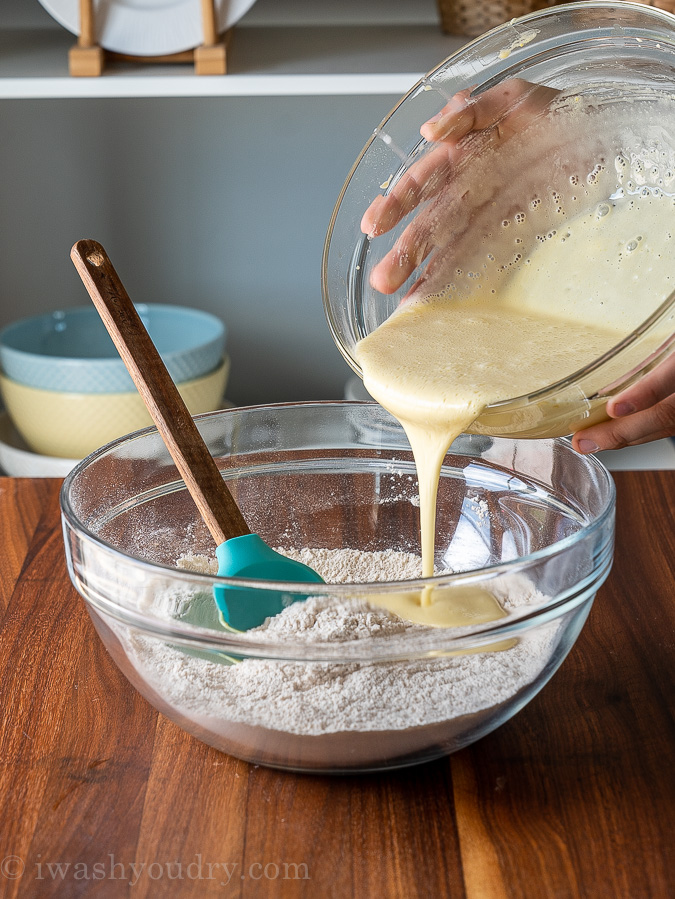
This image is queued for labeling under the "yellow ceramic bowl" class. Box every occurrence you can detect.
[0,356,229,459]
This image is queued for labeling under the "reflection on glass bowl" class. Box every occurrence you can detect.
[61,402,615,773]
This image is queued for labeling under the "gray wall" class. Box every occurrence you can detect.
[0,0,443,405]
[0,93,397,404]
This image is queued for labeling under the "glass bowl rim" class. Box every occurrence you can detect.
[60,401,616,659]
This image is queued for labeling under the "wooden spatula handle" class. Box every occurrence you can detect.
[70,239,250,545]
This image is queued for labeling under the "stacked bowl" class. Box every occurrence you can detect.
[0,304,228,468]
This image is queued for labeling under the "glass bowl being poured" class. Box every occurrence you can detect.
[322,1,675,438]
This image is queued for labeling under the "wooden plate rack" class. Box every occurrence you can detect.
[68,0,230,77]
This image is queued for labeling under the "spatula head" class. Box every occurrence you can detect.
[214,533,325,631]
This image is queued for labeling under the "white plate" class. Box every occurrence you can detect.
[37,0,258,57]
[0,412,80,478]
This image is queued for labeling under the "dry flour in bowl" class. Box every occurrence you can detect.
[117,547,562,771]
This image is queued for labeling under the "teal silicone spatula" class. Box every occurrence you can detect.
[70,239,324,631]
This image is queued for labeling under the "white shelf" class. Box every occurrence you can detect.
[597,439,675,472]
[0,24,466,99]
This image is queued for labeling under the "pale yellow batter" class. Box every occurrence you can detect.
[355,191,675,624]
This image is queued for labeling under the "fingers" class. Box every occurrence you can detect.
[420,88,475,142]
[361,89,476,238]
[368,183,501,296]
[360,88,486,241]
[606,350,675,419]
[573,352,675,451]
[421,80,557,145]
[573,395,675,451]
[360,145,454,237]
[361,89,481,240]
[368,214,438,294]
[361,78,559,294]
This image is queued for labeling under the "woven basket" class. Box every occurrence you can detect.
[436,0,557,36]
[436,0,675,37]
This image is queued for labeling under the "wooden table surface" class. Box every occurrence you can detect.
[0,472,673,898]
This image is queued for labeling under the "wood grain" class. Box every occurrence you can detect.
[0,472,672,898]
[77,0,94,47]
[200,0,218,46]
[70,239,250,546]
[0,479,53,615]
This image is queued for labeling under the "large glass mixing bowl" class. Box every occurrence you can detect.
[323,2,675,437]
[61,403,615,773]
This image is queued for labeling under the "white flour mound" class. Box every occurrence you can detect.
[122,548,560,737]
[174,546,424,582]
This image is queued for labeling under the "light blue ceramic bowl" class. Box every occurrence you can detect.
[0,304,226,393]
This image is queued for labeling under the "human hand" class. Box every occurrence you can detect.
[573,352,675,452]
[361,79,559,295]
